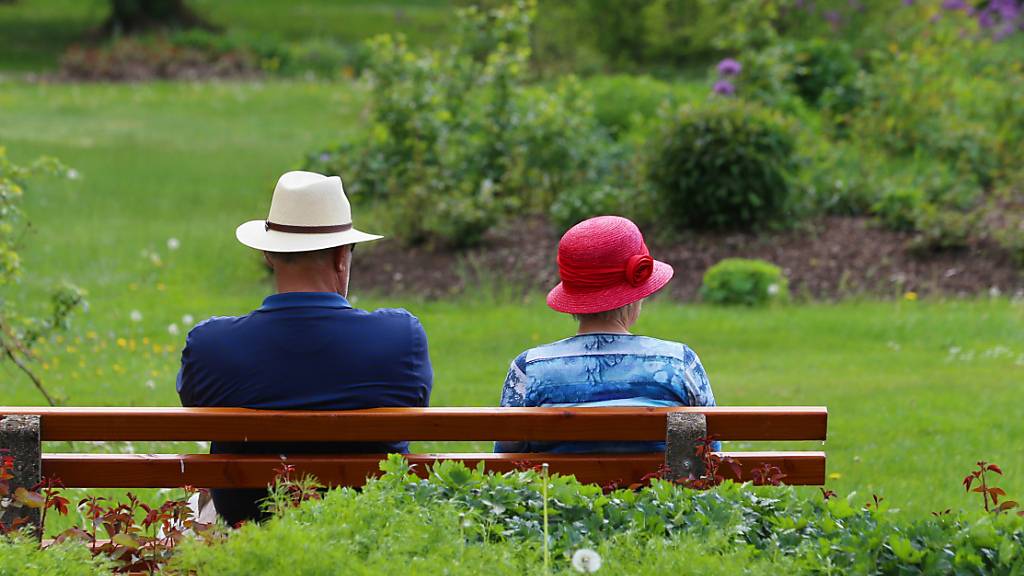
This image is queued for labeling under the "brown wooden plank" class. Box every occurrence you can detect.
[43,451,826,487]
[2,406,827,442]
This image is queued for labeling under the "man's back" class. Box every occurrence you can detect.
[177,291,432,524]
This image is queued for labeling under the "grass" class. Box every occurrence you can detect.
[0,0,453,72]
[0,78,1023,532]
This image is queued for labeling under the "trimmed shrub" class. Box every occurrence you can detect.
[649,100,800,231]
[700,258,789,306]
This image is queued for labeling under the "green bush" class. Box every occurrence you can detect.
[169,456,1024,575]
[549,181,657,232]
[910,207,979,253]
[700,258,790,306]
[872,187,926,232]
[0,536,112,575]
[584,74,676,138]
[649,99,800,231]
[790,39,861,107]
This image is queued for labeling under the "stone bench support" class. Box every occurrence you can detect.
[664,412,707,481]
[1,415,41,538]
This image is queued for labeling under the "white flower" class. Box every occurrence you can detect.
[66,169,81,180]
[571,549,602,573]
[182,314,194,326]
[129,310,143,322]
[989,286,1001,298]
[167,237,180,251]
[145,380,156,390]
[767,283,780,296]
[167,323,180,336]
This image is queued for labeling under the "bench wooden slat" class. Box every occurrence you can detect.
[43,451,826,487]
[1,406,827,442]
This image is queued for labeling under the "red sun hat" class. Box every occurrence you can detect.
[547,216,674,314]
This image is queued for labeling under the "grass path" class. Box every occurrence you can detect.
[1,80,1022,519]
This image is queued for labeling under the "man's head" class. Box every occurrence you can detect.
[236,171,382,295]
[264,245,354,296]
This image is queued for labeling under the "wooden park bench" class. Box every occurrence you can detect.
[1,406,827,532]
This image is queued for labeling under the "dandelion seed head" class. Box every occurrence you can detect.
[571,549,603,573]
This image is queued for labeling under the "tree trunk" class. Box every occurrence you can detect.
[101,0,218,36]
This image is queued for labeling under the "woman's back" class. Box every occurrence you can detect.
[496,333,715,453]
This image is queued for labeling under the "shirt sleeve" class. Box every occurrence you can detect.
[683,348,721,451]
[176,327,198,407]
[495,352,529,453]
[408,314,433,407]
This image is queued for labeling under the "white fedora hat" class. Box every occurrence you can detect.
[236,171,382,253]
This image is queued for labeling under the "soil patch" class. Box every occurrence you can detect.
[357,216,1023,301]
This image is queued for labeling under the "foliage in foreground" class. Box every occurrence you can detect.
[167,456,1024,575]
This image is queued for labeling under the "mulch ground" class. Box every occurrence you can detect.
[357,216,1023,301]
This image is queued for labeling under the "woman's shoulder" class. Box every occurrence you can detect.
[520,334,698,364]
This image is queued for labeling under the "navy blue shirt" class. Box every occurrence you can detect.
[176,292,432,524]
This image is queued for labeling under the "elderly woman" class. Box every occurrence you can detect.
[495,215,717,454]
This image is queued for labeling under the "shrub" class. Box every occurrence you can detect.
[910,207,979,253]
[700,258,790,306]
[790,39,861,107]
[872,187,926,232]
[549,181,656,232]
[308,0,619,249]
[0,536,112,575]
[583,74,677,138]
[649,99,800,231]
[169,456,1024,574]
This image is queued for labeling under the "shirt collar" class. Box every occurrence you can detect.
[258,292,352,312]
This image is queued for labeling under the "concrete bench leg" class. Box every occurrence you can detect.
[665,412,707,482]
[1,415,41,538]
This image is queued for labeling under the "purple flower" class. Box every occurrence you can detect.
[978,10,996,28]
[942,0,967,10]
[902,0,915,5]
[716,58,742,76]
[319,152,331,162]
[713,80,735,96]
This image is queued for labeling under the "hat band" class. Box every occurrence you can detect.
[265,221,353,234]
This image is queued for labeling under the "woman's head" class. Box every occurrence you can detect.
[547,216,673,317]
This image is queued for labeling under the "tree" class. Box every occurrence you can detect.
[100,0,218,36]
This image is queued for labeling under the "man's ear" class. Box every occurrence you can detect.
[263,251,275,271]
[333,245,348,273]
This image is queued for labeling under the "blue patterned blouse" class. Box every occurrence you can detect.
[495,333,717,454]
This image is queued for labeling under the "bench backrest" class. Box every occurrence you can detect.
[0,406,827,490]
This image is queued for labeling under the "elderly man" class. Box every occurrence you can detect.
[177,171,432,525]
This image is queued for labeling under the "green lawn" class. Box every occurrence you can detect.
[0,79,1023,527]
[0,0,453,72]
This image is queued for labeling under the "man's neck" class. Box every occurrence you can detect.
[274,275,342,295]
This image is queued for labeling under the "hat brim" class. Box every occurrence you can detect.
[546,260,674,314]
[236,220,383,253]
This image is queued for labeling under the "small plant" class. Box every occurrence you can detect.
[649,99,800,231]
[964,461,1021,515]
[700,258,790,306]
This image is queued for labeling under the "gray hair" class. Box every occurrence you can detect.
[572,300,642,325]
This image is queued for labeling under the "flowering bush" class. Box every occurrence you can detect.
[700,258,790,306]
[649,99,800,231]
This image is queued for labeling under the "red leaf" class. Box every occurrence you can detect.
[987,464,1003,475]
[996,501,1018,512]
[963,476,975,491]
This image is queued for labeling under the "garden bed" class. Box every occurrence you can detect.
[358,215,1023,302]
